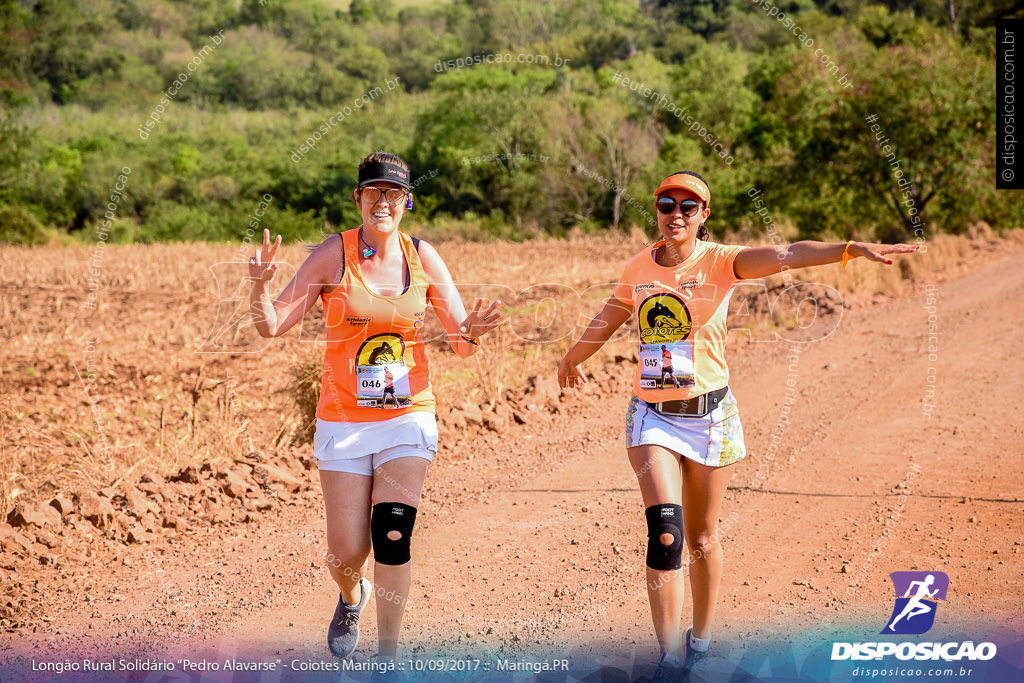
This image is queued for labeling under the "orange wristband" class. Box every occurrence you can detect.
[840,241,856,269]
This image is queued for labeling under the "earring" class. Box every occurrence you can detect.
[406,197,414,210]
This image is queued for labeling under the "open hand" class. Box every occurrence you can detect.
[459,298,504,339]
[249,229,282,283]
[557,357,587,390]
[851,242,921,265]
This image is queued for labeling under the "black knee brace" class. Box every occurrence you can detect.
[371,502,418,566]
[645,504,684,571]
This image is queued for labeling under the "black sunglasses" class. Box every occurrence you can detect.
[656,197,703,216]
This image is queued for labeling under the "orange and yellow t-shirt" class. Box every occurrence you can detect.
[316,229,435,422]
[611,239,747,402]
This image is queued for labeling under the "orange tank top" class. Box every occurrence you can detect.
[316,229,435,422]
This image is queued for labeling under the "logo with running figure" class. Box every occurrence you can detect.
[638,293,692,343]
[881,571,949,635]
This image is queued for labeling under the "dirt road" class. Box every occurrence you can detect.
[3,249,1023,682]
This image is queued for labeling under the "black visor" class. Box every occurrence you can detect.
[357,161,411,190]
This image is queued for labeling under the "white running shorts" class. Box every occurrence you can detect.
[625,389,746,468]
[313,412,437,476]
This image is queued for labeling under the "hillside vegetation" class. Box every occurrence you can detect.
[0,0,1018,245]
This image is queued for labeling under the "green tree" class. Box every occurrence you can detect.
[644,0,738,38]
[0,204,48,245]
[410,65,559,230]
[753,14,995,238]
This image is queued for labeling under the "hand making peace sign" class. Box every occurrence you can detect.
[249,229,282,283]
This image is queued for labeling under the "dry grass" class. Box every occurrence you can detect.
[285,345,326,446]
[762,228,1024,297]
[1,228,1020,505]
[0,400,15,522]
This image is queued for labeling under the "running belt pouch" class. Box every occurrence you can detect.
[654,386,728,417]
[703,386,727,413]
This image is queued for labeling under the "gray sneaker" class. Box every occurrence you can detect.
[328,577,371,657]
[650,651,683,683]
[682,628,709,671]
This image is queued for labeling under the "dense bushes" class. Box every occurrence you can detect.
[0,0,1018,245]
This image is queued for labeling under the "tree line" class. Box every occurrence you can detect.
[0,0,1018,246]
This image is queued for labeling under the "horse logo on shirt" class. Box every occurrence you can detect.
[639,294,692,343]
[357,334,406,367]
[368,341,398,365]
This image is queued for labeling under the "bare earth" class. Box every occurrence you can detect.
[2,245,1023,682]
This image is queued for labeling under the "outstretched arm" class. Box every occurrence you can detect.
[418,240,503,357]
[733,241,921,280]
[558,297,634,389]
[249,229,334,338]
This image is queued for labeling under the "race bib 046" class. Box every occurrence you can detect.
[355,334,413,409]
